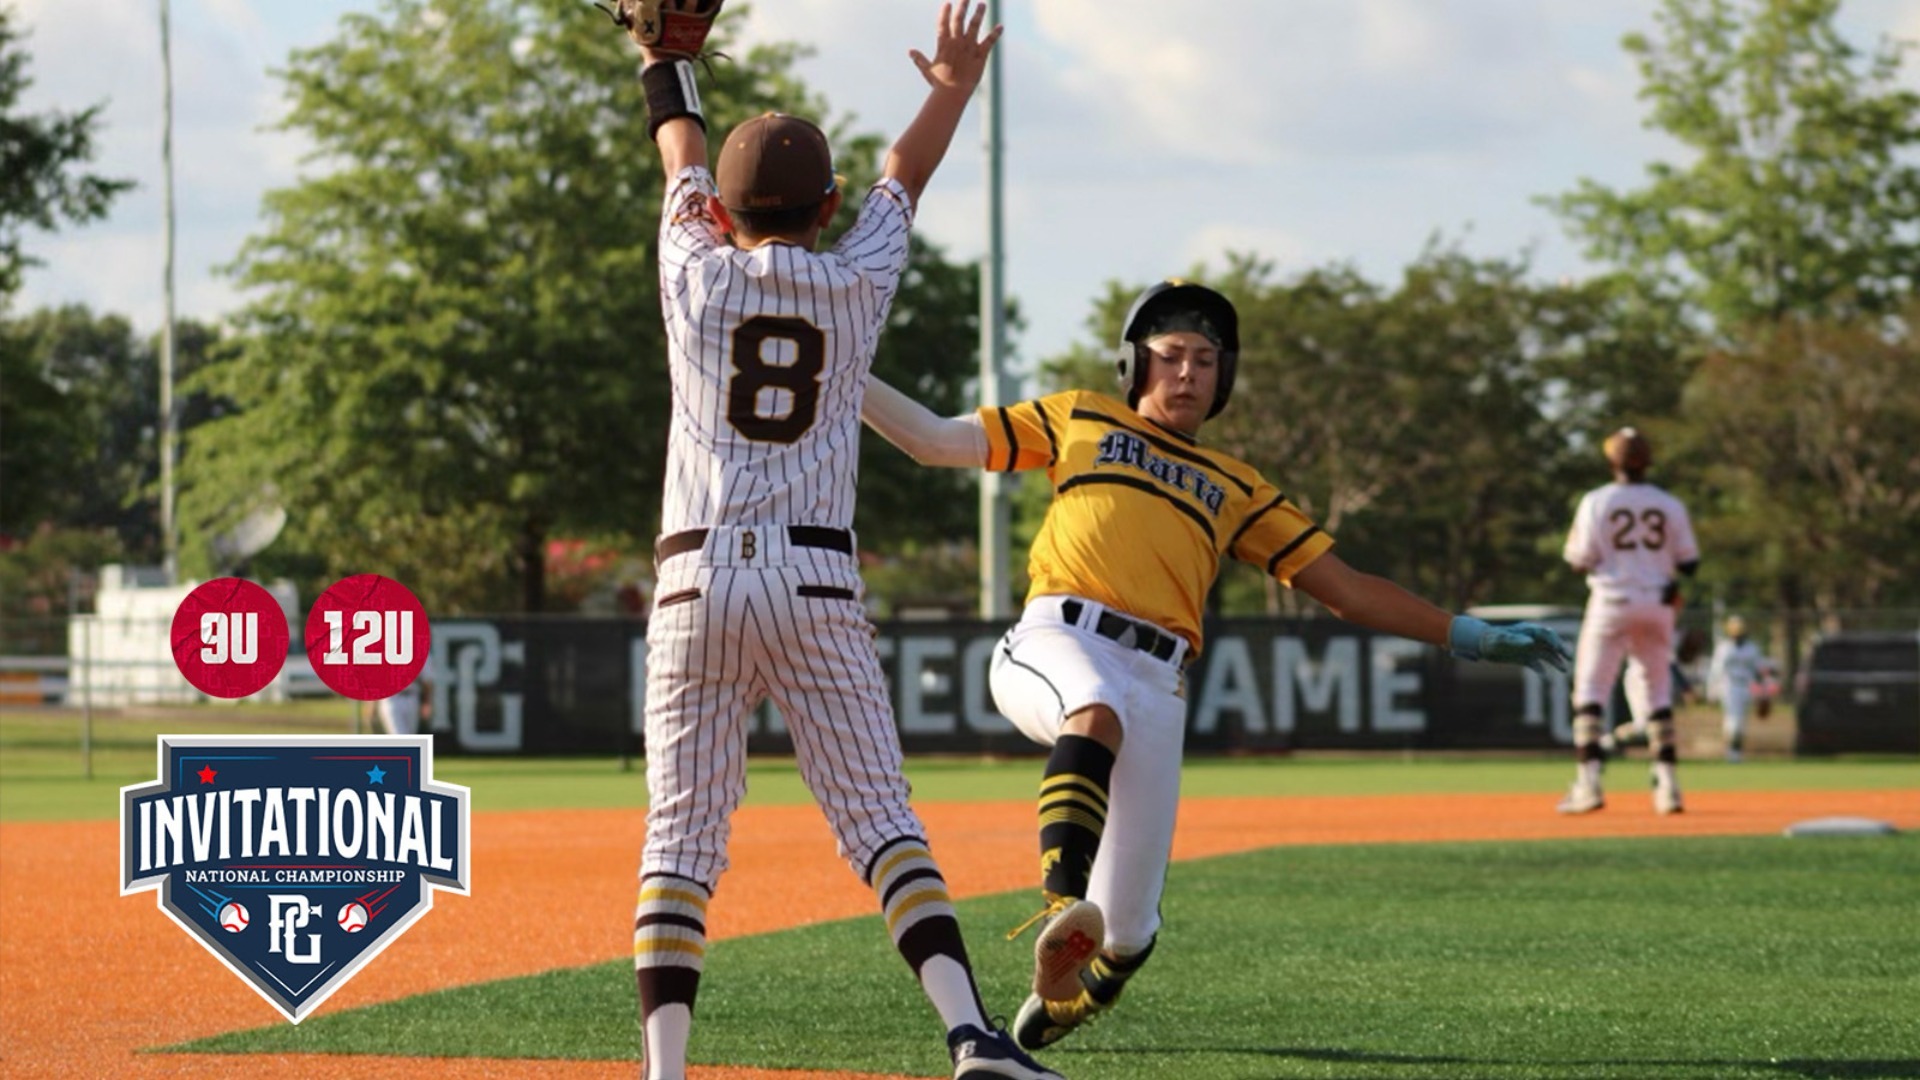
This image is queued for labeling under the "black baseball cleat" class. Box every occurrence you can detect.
[947,1021,1065,1080]
[1014,989,1106,1051]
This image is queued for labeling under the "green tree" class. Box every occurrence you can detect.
[1307,247,1577,610]
[1679,307,1920,611]
[186,0,983,613]
[1549,0,1920,633]
[0,316,73,534]
[1,304,224,550]
[0,522,124,636]
[1547,0,1920,327]
[856,233,983,553]
[1533,274,1697,441]
[0,6,132,301]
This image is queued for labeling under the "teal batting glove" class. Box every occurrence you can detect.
[1448,617,1573,675]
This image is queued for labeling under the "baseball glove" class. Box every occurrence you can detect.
[597,0,724,57]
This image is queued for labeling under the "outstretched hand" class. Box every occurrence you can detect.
[909,1,1003,95]
[1449,617,1573,675]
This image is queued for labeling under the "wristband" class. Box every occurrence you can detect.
[1448,616,1490,661]
[641,58,704,141]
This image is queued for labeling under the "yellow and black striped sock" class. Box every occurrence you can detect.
[1039,735,1115,899]
[868,836,986,1032]
[634,873,707,1078]
[1084,936,1156,1008]
[1574,705,1607,763]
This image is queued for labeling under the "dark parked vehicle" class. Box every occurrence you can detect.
[1794,631,1920,755]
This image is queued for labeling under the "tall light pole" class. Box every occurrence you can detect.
[159,0,179,583]
[977,0,1011,619]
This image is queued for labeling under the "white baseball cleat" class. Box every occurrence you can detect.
[1556,782,1606,815]
[1654,782,1685,815]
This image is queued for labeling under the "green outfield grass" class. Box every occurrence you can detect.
[176,834,1920,1079]
[4,704,1915,821]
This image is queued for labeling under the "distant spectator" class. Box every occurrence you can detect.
[1708,616,1778,763]
[377,677,425,736]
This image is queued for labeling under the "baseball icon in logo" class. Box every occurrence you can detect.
[219,902,249,933]
[338,902,370,933]
[171,579,291,699]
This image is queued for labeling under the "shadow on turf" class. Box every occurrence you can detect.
[1071,1046,1920,1078]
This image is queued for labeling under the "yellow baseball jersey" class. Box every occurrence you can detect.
[979,389,1333,654]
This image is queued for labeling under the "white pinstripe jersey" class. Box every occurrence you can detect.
[1563,482,1699,600]
[656,167,914,534]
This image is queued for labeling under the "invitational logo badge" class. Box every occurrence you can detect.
[119,736,471,1023]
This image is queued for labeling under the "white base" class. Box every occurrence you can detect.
[1782,816,1899,838]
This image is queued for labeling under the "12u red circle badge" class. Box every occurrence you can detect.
[171,578,293,699]
[304,575,432,700]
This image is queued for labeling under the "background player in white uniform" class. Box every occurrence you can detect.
[1561,427,1699,815]
[624,7,1060,1080]
[1708,615,1775,762]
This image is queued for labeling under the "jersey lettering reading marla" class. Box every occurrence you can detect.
[656,166,912,532]
[982,389,1330,654]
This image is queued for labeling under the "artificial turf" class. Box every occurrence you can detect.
[176,833,1920,1079]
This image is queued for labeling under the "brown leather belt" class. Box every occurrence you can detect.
[655,525,854,562]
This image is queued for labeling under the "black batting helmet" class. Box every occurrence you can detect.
[1114,280,1239,419]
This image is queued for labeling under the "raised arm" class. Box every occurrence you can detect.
[1562,495,1598,574]
[862,375,989,468]
[637,44,708,177]
[885,1,1003,207]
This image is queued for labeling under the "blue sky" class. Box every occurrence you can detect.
[12,0,1920,373]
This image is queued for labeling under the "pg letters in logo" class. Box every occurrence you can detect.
[268,894,323,964]
[119,736,471,1023]
[427,622,525,751]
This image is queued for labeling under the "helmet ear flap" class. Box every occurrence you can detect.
[1114,341,1149,405]
[1207,347,1239,419]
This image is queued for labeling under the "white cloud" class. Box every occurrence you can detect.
[199,0,270,51]
[1181,223,1316,272]
[10,0,301,327]
[1030,0,1629,165]
[1890,0,1920,82]
[10,0,1918,365]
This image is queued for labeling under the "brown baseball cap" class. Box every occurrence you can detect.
[1604,426,1653,472]
[716,113,837,212]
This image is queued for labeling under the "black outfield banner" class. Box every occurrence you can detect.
[420,617,1578,755]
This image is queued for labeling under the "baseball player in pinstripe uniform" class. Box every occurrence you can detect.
[862,280,1571,1052]
[1559,427,1699,815]
[624,6,1062,1079]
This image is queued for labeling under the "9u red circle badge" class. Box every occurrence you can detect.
[305,575,431,700]
[171,578,292,698]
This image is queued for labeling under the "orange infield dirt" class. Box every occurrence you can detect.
[2,788,1913,1080]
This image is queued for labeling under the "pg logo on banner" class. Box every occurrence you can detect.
[119,736,471,1023]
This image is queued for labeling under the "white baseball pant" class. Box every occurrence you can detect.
[1573,594,1677,718]
[988,595,1187,952]
[641,524,923,890]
